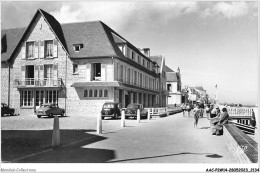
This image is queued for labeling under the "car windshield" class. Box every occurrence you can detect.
[103,104,114,108]
[127,104,140,109]
[42,105,50,108]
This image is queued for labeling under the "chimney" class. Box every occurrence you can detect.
[139,48,150,57]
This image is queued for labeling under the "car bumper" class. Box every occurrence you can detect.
[125,114,137,117]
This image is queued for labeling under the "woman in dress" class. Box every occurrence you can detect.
[193,104,200,128]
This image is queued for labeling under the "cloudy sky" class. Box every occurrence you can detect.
[1,1,259,105]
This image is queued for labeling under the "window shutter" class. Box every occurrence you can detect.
[53,64,58,86]
[86,64,91,81]
[40,41,44,58]
[34,41,39,59]
[21,42,26,59]
[21,66,25,80]
[39,65,44,86]
[53,39,58,58]
[34,65,39,79]
[101,64,106,81]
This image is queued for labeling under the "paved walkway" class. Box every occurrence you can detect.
[14,112,238,163]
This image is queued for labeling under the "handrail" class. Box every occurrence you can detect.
[15,78,62,87]
[227,107,254,117]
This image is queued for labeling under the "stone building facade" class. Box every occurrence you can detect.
[1,9,164,117]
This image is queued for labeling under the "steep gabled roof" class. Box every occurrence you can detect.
[1,8,69,63]
[166,72,179,82]
[194,86,205,91]
[1,27,26,62]
[61,21,117,58]
[39,9,68,53]
[165,65,174,72]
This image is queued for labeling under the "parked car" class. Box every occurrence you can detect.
[35,103,65,118]
[1,103,15,116]
[101,102,121,119]
[125,103,148,119]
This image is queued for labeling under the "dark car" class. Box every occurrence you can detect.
[101,102,121,119]
[1,103,15,116]
[125,103,148,119]
[35,103,65,118]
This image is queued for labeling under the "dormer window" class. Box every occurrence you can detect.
[74,44,83,52]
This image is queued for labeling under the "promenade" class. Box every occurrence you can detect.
[10,112,238,163]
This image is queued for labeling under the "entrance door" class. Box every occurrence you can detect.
[125,94,129,108]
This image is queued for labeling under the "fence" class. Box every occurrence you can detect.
[144,107,182,116]
[227,107,255,117]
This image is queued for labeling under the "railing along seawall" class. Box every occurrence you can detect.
[227,107,255,117]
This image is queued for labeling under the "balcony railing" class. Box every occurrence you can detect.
[15,78,62,88]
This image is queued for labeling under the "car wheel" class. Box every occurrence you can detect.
[49,113,54,118]
[61,112,65,117]
[102,117,105,120]
[37,115,41,118]
[114,113,118,119]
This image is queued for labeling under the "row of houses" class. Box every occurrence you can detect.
[1,9,184,116]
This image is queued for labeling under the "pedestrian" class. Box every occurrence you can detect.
[205,104,211,119]
[199,103,204,118]
[186,104,191,117]
[180,103,186,117]
[250,109,256,127]
[193,104,200,128]
[215,107,229,135]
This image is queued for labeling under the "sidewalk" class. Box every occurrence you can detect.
[12,112,238,163]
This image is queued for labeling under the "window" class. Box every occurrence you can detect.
[104,89,108,97]
[119,65,123,82]
[26,41,34,59]
[143,59,145,67]
[147,61,149,69]
[46,90,58,104]
[84,90,88,97]
[127,68,130,84]
[74,44,83,52]
[94,89,98,97]
[92,63,101,81]
[138,55,141,64]
[89,89,93,97]
[44,65,53,79]
[132,51,134,60]
[21,90,33,107]
[35,91,44,106]
[167,84,171,91]
[140,73,142,87]
[45,40,53,57]
[73,64,78,74]
[99,90,103,97]
[134,71,137,85]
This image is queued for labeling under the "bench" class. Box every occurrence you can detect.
[223,124,258,163]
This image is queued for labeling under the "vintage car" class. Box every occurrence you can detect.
[1,103,15,116]
[101,102,121,119]
[35,103,65,118]
[125,103,148,119]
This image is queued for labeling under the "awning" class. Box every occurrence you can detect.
[71,81,159,94]
[71,81,121,87]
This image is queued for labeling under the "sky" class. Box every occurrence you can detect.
[1,1,259,105]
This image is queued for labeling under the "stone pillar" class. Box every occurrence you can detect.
[122,89,125,108]
[136,92,139,104]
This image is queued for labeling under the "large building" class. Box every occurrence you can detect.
[1,9,166,116]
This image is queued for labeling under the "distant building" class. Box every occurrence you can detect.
[149,55,168,107]
[165,66,182,105]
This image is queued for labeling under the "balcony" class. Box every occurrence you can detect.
[14,78,62,88]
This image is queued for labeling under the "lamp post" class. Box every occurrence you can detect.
[215,84,218,104]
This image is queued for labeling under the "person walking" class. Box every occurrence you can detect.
[180,103,186,117]
[186,104,191,117]
[193,104,200,128]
